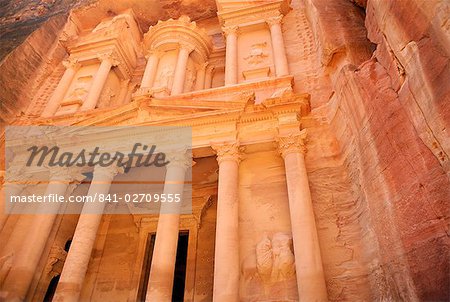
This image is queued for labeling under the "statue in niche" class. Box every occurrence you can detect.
[155,65,174,88]
[244,42,269,66]
[184,66,196,92]
[241,232,298,301]
[97,86,116,108]
[62,76,92,106]
[92,13,132,36]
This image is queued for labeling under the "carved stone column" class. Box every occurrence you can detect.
[223,26,238,86]
[267,15,289,77]
[204,64,215,89]
[0,166,27,232]
[146,151,191,302]
[141,50,162,89]
[1,168,82,301]
[171,43,194,95]
[80,53,119,111]
[117,79,131,104]
[41,59,81,117]
[277,131,328,301]
[194,62,208,91]
[53,165,121,302]
[211,143,241,302]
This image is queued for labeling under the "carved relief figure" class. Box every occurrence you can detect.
[184,66,197,93]
[241,232,297,301]
[255,234,273,280]
[244,42,269,66]
[255,232,295,282]
[155,65,174,88]
[269,233,295,281]
[97,86,116,108]
[63,76,92,106]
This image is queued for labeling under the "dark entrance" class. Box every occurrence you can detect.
[171,231,189,302]
[43,275,60,302]
[138,231,189,302]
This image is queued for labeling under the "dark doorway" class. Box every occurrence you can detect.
[137,233,156,302]
[138,231,189,302]
[43,275,60,302]
[172,231,189,302]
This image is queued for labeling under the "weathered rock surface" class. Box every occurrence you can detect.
[318,0,450,299]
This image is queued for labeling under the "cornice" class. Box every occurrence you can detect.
[218,0,291,28]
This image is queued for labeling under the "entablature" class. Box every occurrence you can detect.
[218,0,291,28]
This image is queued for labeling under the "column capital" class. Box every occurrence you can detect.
[277,129,307,158]
[165,150,192,170]
[48,167,86,182]
[5,165,24,181]
[98,52,120,66]
[266,14,283,27]
[178,42,195,53]
[206,63,215,73]
[93,165,123,180]
[145,49,164,59]
[62,58,81,70]
[222,25,239,37]
[211,142,242,165]
[197,61,208,71]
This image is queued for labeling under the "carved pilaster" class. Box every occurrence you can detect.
[197,62,208,71]
[206,63,215,74]
[277,129,307,158]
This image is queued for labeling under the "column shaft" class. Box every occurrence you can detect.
[53,167,118,302]
[204,66,214,89]
[171,46,192,95]
[118,79,130,104]
[194,64,207,91]
[1,180,69,301]
[146,161,188,301]
[283,151,327,301]
[268,17,289,77]
[141,52,160,89]
[224,27,238,86]
[0,184,23,232]
[80,57,114,111]
[212,144,240,302]
[41,62,79,117]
